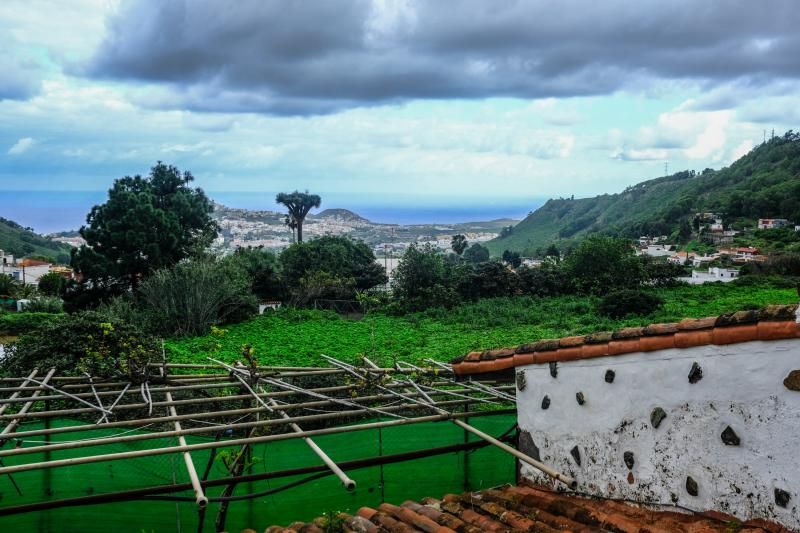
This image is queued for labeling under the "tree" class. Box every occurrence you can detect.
[71,162,217,300]
[499,225,514,238]
[463,243,490,264]
[391,244,459,312]
[280,236,386,304]
[563,235,645,294]
[502,250,522,268]
[223,247,285,301]
[451,234,468,256]
[275,190,321,243]
[544,244,561,260]
[37,272,67,297]
[0,274,14,296]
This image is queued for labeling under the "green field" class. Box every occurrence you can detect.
[166,279,799,368]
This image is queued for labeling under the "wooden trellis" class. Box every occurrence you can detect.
[0,355,574,530]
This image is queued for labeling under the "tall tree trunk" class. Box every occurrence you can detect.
[297,220,303,242]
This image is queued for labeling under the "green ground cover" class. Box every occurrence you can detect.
[166,279,799,368]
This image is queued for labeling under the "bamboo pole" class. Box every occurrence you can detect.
[0,380,512,422]
[0,369,38,416]
[0,409,515,476]
[0,438,498,517]
[452,419,576,489]
[0,368,56,440]
[165,391,208,508]
[267,395,356,491]
[0,398,501,459]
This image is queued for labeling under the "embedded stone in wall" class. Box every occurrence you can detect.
[576,392,586,405]
[516,371,527,391]
[688,362,703,384]
[650,407,667,428]
[549,361,558,378]
[541,395,551,409]
[623,451,635,470]
[605,369,615,383]
[775,487,791,508]
[570,445,581,466]
[784,370,800,391]
[627,472,635,484]
[518,430,541,462]
[721,426,740,446]
[686,476,699,496]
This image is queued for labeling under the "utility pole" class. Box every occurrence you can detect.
[664,161,669,177]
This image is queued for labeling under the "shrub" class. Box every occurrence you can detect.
[598,289,664,318]
[3,311,161,379]
[0,312,60,335]
[24,296,64,313]
[136,259,257,337]
[564,236,645,294]
[223,247,286,300]
[0,274,15,296]
[281,236,386,302]
[37,272,67,297]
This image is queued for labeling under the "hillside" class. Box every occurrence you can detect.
[488,131,800,255]
[0,217,72,262]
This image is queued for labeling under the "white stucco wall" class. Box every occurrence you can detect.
[515,338,800,528]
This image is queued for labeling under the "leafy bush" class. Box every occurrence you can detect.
[223,247,285,300]
[564,236,645,294]
[0,312,60,335]
[281,236,386,302]
[136,259,257,337]
[24,296,64,313]
[3,311,161,379]
[0,274,14,296]
[598,289,664,318]
[37,272,67,297]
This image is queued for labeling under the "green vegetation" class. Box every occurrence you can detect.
[69,162,218,307]
[0,217,72,263]
[165,279,798,368]
[3,311,161,378]
[0,312,60,335]
[488,131,800,255]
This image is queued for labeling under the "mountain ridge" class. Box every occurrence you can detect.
[487,131,800,255]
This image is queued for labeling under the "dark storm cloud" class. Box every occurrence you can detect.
[83,0,800,115]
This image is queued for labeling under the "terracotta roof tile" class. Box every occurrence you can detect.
[451,304,799,376]
[267,484,787,532]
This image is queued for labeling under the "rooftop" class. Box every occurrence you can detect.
[451,304,799,376]
[264,484,790,532]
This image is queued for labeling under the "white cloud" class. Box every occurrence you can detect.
[7,137,34,155]
[730,139,754,161]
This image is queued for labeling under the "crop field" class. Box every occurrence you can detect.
[166,279,799,368]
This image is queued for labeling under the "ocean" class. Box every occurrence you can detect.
[0,190,542,234]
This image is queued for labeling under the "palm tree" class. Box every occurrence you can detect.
[275,190,321,243]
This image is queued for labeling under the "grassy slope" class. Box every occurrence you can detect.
[166,280,799,368]
[0,218,72,260]
[487,136,800,255]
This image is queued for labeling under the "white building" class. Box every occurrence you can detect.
[684,267,739,284]
[758,218,791,229]
[640,244,674,257]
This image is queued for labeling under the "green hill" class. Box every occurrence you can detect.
[488,131,800,255]
[0,217,72,263]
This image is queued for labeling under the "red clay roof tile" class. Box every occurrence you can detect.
[451,304,799,375]
[270,485,787,532]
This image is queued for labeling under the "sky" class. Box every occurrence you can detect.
[1,0,799,219]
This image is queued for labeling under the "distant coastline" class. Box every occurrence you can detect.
[0,190,542,234]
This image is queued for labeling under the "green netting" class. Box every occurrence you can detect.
[0,414,516,532]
